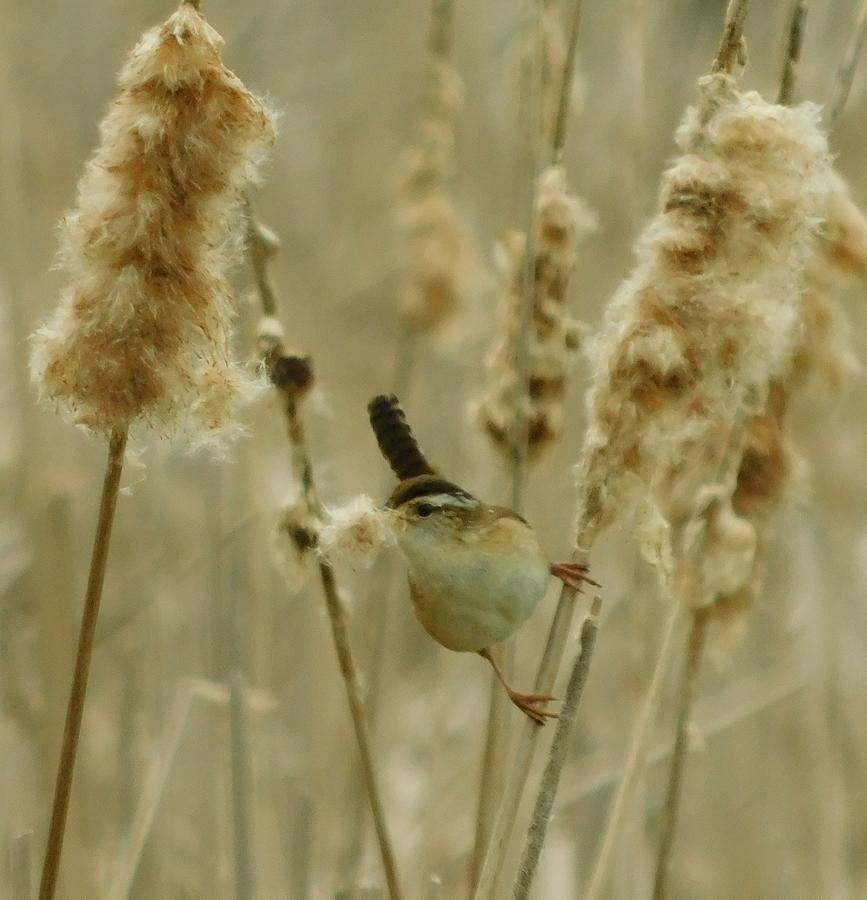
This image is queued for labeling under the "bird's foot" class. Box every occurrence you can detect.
[550,562,601,591]
[507,689,558,726]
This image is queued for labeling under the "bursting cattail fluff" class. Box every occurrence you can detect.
[30,0,275,439]
[574,74,832,549]
[478,164,595,458]
[318,496,397,570]
[707,175,867,627]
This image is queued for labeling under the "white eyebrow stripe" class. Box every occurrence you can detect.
[417,493,480,510]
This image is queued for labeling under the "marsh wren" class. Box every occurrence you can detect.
[368,394,597,724]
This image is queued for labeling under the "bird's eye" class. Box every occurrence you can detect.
[417,503,435,518]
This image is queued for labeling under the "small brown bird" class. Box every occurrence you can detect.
[368,395,597,724]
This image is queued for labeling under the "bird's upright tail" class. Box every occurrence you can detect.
[367,394,435,481]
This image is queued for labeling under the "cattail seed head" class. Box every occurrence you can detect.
[272,496,320,596]
[477,165,595,458]
[574,75,832,548]
[30,1,275,441]
[318,496,397,570]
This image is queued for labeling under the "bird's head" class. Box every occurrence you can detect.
[387,475,482,551]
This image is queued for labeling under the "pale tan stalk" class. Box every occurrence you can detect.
[777,0,807,106]
[471,4,545,887]
[247,204,404,900]
[650,607,711,900]
[39,426,128,900]
[9,832,33,900]
[512,597,602,900]
[711,0,752,75]
[583,601,686,900]
[472,551,588,900]
[828,0,867,127]
[473,3,591,887]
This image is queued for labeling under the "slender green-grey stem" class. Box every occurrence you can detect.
[513,598,602,900]
[650,607,711,900]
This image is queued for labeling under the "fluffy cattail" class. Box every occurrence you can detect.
[318,496,397,570]
[574,74,832,549]
[477,165,595,458]
[273,495,320,595]
[708,176,867,625]
[396,1,480,333]
[30,0,275,440]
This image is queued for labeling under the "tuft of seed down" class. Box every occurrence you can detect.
[30,0,275,441]
[574,74,832,549]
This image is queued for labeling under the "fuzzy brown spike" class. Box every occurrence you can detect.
[368,394,436,480]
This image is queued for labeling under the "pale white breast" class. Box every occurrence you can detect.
[398,518,550,652]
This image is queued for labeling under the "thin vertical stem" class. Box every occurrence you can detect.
[828,0,867,127]
[711,0,753,75]
[583,601,686,900]
[9,832,33,900]
[228,669,255,900]
[39,426,129,900]
[107,684,195,900]
[551,0,585,163]
[247,199,403,900]
[777,1,807,105]
[650,607,711,900]
[317,559,403,900]
[472,552,586,900]
[512,598,602,900]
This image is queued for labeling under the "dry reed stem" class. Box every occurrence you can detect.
[472,552,587,900]
[8,832,32,900]
[512,597,602,900]
[108,680,195,900]
[228,668,255,900]
[39,426,128,900]
[650,606,711,900]
[583,601,686,900]
[777,0,806,106]
[828,0,867,128]
[246,204,404,900]
[551,0,584,163]
[558,660,810,809]
[471,5,546,886]
[712,0,752,75]
[107,678,277,900]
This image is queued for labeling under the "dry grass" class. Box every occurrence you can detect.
[4,0,867,898]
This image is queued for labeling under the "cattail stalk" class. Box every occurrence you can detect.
[9,832,33,900]
[472,553,589,900]
[31,4,274,895]
[39,427,128,900]
[512,597,602,900]
[583,601,686,900]
[246,204,404,900]
[472,1,593,890]
[650,607,711,900]
[471,5,546,887]
[827,0,867,127]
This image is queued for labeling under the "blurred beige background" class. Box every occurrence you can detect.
[2,0,867,897]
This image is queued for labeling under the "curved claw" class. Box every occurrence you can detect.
[508,690,559,726]
[551,562,601,590]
